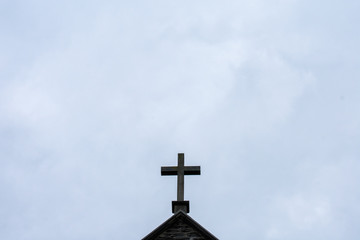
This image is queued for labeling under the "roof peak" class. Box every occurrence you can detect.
[142,210,218,240]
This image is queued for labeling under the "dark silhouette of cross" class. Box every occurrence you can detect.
[161,153,201,201]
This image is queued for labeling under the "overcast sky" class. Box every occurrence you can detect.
[1,0,360,239]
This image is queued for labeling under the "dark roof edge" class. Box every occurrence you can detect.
[142,211,218,240]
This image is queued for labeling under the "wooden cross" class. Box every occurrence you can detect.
[161,153,201,201]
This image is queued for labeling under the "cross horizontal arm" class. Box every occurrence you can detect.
[161,167,178,175]
[161,166,201,175]
[184,166,201,175]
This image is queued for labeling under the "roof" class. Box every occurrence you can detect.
[142,210,218,240]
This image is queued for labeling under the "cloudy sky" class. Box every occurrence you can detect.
[1,0,359,239]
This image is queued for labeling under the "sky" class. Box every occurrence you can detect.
[0,0,359,239]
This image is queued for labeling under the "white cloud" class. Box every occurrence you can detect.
[0,0,359,239]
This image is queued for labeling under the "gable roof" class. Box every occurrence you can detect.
[142,211,218,240]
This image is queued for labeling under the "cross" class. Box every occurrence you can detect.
[161,153,201,201]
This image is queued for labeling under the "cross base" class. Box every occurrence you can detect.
[172,201,190,213]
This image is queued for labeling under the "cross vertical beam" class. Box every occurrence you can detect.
[177,153,185,201]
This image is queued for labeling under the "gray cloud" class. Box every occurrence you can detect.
[0,0,359,239]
